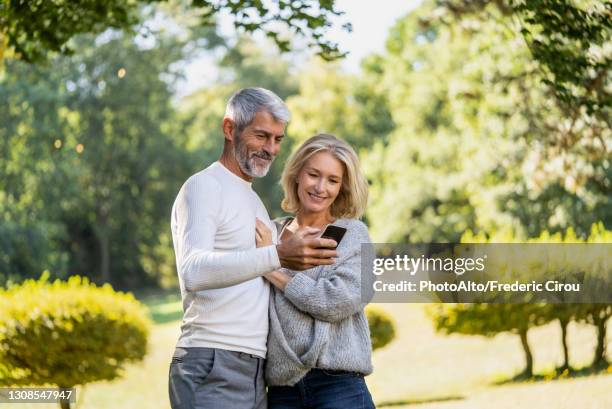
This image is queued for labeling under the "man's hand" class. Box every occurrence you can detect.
[276,226,338,270]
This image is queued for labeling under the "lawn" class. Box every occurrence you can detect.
[367,304,612,409]
[13,293,612,408]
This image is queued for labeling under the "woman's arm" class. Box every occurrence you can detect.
[264,270,291,291]
[283,221,375,323]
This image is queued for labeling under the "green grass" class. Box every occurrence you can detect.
[365,304,612,409]
[12,294,612,409]
[138,289,183,324]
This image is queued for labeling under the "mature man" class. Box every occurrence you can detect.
[169,87,338,409]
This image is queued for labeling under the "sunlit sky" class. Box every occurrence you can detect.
[178,0,423,96]
[325,0,423,72]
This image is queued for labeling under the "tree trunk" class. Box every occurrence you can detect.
[592,314,608,368]
[559,318,570,371]
[519,329,533,377]
[99,231,110,283]
[58,386,72,409]
[59,397,70,409]
[95,212,111,284]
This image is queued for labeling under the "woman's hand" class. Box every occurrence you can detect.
[255,218,273,248]
[264,270,291,291]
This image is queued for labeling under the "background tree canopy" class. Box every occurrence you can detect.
[0,0,351,62]
[361,0,610,242]
[0,0,609,288]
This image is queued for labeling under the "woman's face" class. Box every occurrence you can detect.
[296,151,344,216]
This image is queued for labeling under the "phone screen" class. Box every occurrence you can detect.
[320,225,347,248]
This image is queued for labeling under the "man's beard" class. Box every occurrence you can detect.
[234,133,274,178]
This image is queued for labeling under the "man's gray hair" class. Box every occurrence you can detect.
[225,87,290,132]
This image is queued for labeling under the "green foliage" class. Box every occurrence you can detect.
[433,1,611,229]
[431,303,545,337]
[286,57,394,153]
[0,0,140,62]
[0,0,349,63]
[430,303,543,376]
[0,26,198,287]
[366,306,396,351]
[515,0,611,117]
[1,0,609,293]
[362,0,610,243]
[0,9,305,286]
[439,0,611,118]
[287,61,360,145]
[364,2,522,242]
[0,219,68,286]
[0,273,151,388]
[179,37,300,218]
[431,223,611,375]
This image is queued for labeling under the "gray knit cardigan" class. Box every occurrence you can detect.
[265,218,375,386]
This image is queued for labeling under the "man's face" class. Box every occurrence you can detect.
[233,110,286,178]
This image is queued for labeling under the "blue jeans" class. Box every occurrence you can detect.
[267,369,375,409]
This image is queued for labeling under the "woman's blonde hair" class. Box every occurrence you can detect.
[280,134,368,219]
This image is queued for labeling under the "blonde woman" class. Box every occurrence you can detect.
[256,134,375,408]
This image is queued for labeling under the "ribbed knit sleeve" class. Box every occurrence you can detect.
[173,175,280,292]
[283,220,374,323]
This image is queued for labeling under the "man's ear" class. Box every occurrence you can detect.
[222,118,235,142]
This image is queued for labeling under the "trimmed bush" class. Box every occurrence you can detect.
[0,273,151,400]
[366,306,396,350]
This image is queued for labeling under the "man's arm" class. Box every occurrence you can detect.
[174,177,280,292]
[274,222,375,323]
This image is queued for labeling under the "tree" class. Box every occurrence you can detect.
[59,33,193,286]
[179,37,300,218]
[434,224,612,376]
[0,51,73,284]
[0,274,150,409]
[433,0,611,210]
[362,1,524,242]
[431,303,547,377]
[579,304,612,368]
[0,0,351,63]
[579,223,612,368]
[437,0,611,121]
[361,0,610,243]
[0,25,199,287]
[285,57,394,153]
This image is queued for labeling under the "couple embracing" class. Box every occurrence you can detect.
[169,87,376,409]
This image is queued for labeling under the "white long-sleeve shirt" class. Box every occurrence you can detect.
[170,161,280,357]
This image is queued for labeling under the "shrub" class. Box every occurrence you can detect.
[366,306,396,350]
[0,273,151,407]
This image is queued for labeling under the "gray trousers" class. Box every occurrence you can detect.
[169,347,266,409]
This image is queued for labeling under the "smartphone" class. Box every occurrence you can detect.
[319,224,347,249]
